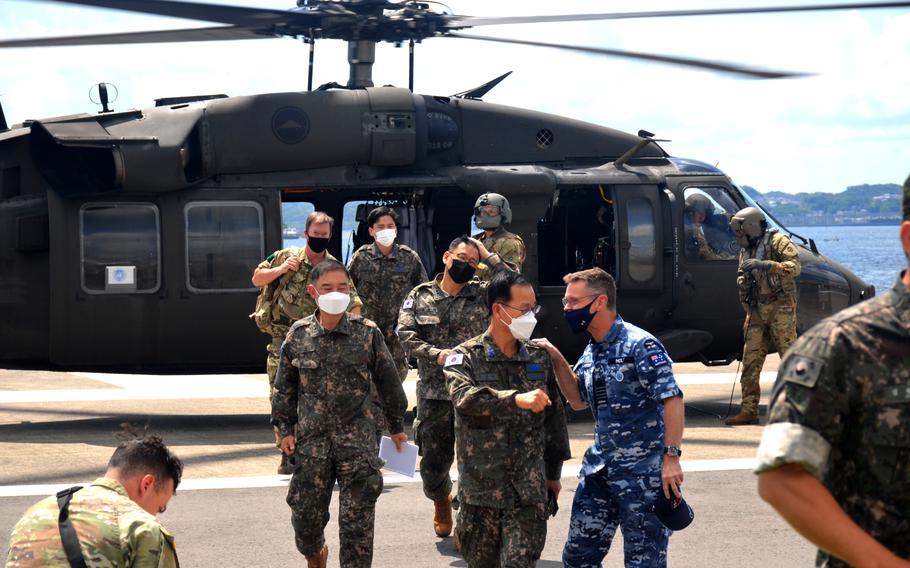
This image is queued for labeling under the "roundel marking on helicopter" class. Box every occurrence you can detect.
[271,106,311,145]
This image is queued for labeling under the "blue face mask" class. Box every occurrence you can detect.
[564,299,598,334]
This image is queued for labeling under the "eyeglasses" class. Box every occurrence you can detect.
[501,303,541,315]
[561,294,600,308]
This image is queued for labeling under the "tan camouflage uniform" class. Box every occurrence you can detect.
[444,332,570,567]
[755,274,910,566]
[6,478,178,568]
[474,227,525,282]
[397,255,511,502]
[271,312,407,567]
[348,242,428,380]
[736,230,801,415]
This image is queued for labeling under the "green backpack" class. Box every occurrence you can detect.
[249,248,301,335]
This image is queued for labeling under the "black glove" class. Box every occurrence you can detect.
[741,259,774,271]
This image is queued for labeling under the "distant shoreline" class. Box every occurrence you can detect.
[786,222,900,228]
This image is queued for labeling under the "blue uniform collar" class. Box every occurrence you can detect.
[594,314,625,347]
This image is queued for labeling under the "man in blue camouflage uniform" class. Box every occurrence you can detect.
[755,175,910,568]
[534,268,685,568]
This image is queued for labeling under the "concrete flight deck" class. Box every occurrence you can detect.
[0,358,815,567]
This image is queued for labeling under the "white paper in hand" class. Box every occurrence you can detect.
[378,436,419,477]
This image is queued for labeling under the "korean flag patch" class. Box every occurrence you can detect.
[444,353,465,368]
[402,298,415,310]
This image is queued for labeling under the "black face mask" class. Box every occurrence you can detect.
[307,236,329,254]
[447,258,476,284]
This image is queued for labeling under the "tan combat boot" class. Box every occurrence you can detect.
[725,410,759,426]
[305,545,328,568]
[433,495,453,537]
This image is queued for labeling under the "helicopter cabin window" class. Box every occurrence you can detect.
[682,187,741,261]
[281,201,315,248]
[537,185,616,285]
[626,198,657,282]
[80,203,160,294]
[185,201,264,292]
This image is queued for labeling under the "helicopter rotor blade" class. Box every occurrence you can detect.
[447,33,811,79]
[32,0,318,28]
[0,25,271,48]
[450,2,910,28]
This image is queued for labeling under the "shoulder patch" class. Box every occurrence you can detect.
[444,353,465,368]
[780,355,824,388]
[642,338,660,352]
[647,351,670,368]
[402,298,415,310]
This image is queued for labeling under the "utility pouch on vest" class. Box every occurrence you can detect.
[56,486,87,568]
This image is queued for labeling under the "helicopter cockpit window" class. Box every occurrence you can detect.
[80,203,160,294]
[682,187,741,261]
[185,201,264,292]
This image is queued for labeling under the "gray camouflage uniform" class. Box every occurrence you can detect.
[755,274,910,567]
[271,312,407,567]
[397,254,511,502]
[348,242,428,380]
[444,332,570,567]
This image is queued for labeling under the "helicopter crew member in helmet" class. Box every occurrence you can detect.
[397,237,516,539]
[727,207,801,426]
[684,193,730,261]
[348,206,428,382]
[251,211,362,474]
[472,193,526,281]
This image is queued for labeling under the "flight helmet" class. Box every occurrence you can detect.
[474,193,512,229]
[684,193,714,220]
[730,207,768,248]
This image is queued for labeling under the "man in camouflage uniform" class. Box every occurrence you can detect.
[348,206,428,380]
[252,211,362,473]
[755,175,910,568]
[726,206,801,426]
[272,259,408,568]
[397,236,513,537]
[443,270,570,567]
[533,268,685,568]
[6,435,183,568]
[472,193,526,281]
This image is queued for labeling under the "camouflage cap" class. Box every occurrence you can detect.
[903,173,910,221]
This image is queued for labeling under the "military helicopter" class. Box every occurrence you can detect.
[0,0,897,371]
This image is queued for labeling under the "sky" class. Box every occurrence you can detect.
[1,0,909,195]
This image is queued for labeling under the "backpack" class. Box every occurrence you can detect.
[249,248,302,335]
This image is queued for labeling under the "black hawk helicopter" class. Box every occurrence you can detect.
[0,0,897,371]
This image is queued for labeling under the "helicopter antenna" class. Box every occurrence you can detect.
[614,129,671,169]
[305,34,316,92]
[408,38,415,92]
[452,71,513,100]
[89,82,118,114]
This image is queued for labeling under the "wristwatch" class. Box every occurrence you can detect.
[664,446,682,458]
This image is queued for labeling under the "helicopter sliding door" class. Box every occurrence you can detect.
[47,187,279,370]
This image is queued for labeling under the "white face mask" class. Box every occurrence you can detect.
[375,228,396,247]
[317,291,351,315]
[502,308,538,341]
